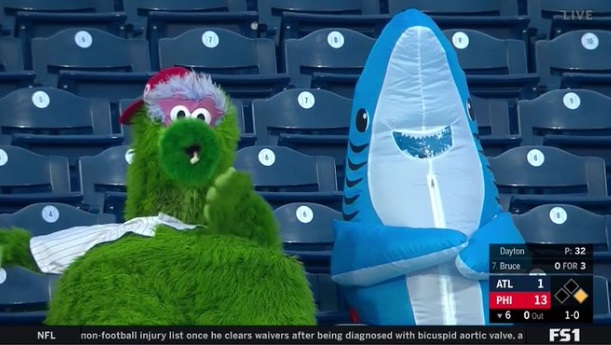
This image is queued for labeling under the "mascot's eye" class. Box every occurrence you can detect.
[190,108,212,125]
[355,108,369,132]
[170,105,189,121]
[466,98,475,121]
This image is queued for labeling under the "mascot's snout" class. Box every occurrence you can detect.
[120,67,235,188]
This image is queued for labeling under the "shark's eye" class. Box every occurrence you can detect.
[190,108,212,125]
[466,98,475,121]
[355,108,369,132]
[170,105,189,121]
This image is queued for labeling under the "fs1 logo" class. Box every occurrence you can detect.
[549,329,580,342]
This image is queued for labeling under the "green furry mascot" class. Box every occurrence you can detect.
[0,67,317,325]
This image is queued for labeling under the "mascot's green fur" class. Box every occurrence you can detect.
[0,67,317,325]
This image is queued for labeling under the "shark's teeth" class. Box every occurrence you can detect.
[392,126,453,159]
[393,126,447,139]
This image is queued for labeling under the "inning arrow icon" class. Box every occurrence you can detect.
[497,313,503,319]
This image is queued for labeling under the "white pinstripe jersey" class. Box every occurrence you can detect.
[30,213,198,274]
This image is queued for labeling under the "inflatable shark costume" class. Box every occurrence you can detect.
[331,9,525,325]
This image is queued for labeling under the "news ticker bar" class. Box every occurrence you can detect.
[0,326,604,344]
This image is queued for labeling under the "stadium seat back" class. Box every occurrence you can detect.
[234,146,341,209]
[31,28,150,86]
[252,88,350,156]
[443,29,528,75]
[0,37,36,97]
[527,0,611,39]
[388,0,520,16]
[275,202,339,249]
[122,0,249,36]
[593,276,611,317]
[0,0,114,35]
[536,30,611,91]
[519,89,611,144]
[519,89,611,192]
[158,28,277,74]
[512,204,611,250]
[258,0,380,41]
[235,145,337,192]
[0,87,113,136]
[283,28,375,88]
[488,146,608,211]
[16,12,127,69]
[0,146,79,213]
[0,203,116,237]
[79,145,130,220]
[0,146,71,193]
[0,266,52,323]
[0,37,26,72]
[471,96,521,156]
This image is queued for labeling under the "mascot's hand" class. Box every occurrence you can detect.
[204,168,281,249]
[0,228,39,272]
[456,213,524,280]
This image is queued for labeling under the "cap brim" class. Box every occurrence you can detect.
[119,99,144,125]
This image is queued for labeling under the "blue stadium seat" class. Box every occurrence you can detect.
[593,276,611,324]
[257,0,380,42]
[0,203,116,237]
[512,204,611,321]
[0,38,35,97]
[518,89,611,192]
[0,87,123,181]
[274,202,340,273]
[79,145,131,221]
[512,204,611,250]
[158,28,290,102]
[122,0,249,37]
[307,272,351,325]
[0,146,81,213]
[234,146,342,210]
[488,146,611,215]
[527,0,611,40]
[252,88,351,186]
[472,96,521,156]
[279,12,389,42]
[444,29,529,75]
[59,72,154,131]
[536,30,611,92]
[147,11,259,68]
[31,28,150,87]
[443,29,539,100]
[387,0,529,41]
[0,0,115,35]
[0,267,57,325]
[283,28,375,98]
[16,12,127,69]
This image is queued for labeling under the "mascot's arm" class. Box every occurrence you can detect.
[204,168,281,250]
[0,228,39,272]
[331,220,468,287]
[455,212,524,280]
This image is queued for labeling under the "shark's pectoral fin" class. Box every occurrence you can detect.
[331,220,468,287]
[456,212,525,280]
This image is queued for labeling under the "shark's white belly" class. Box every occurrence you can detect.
[368,133,486,325]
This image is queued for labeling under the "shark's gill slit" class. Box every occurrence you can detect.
[348,159,367,171]
[349,141,369,153]
[342,211,358,221]
[345,177,363,188]
[343,194,359,205]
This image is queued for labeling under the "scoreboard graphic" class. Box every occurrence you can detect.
[489,244,593,323]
